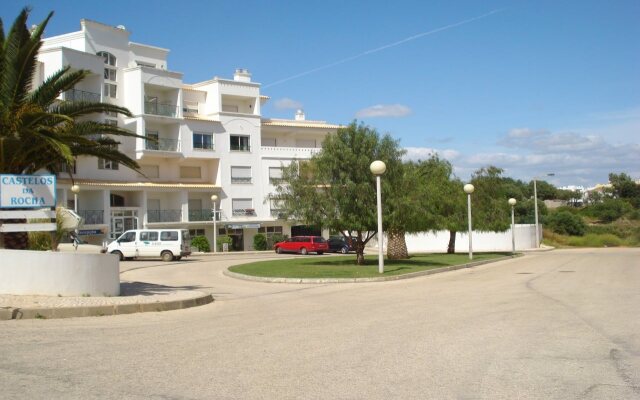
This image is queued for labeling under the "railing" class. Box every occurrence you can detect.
[261,146,321,155]
[65,89,101,102]
[145,138,181,152]
[147,209,182,223]
[187,209,221,222]
[78,210,104,225]
[232,208,256,217]
[144,101,178,117]
[231,177,252,184]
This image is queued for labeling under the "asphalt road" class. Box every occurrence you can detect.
[1,248,638,399]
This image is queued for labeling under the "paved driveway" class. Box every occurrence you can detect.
[1,248,638,399]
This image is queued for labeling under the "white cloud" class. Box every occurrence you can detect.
[355,104,412,118]
[274,98,303,110]
[403,147,460,162]
[499,129,605,153]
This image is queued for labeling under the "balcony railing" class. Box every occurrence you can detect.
[65,89,101,102]
[188,209,222,222]
[145,138,181,152]
[144,101,178,117]
[261,146,321,155]
[78,210,104,225]
[232,208,256,217]
[147,209,182,223]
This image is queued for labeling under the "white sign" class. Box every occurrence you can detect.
[0,174,56,209]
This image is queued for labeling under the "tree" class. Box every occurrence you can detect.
[609,172,640,208]
[0,9,143,249]
[528,179,558,200]
[275,121,404,265]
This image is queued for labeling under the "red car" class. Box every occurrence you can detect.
[273,236,328,255]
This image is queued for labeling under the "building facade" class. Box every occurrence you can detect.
[37,19,340,250]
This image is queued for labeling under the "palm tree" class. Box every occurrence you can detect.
[0,8,143,248]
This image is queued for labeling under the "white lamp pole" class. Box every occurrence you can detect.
[71,184,80,250]
[211,194,218,253]
[508,198,517,255]
[533,173,554,248]
[370,160,386,274]
[464,183,475,260]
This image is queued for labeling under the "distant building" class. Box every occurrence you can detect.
[37,19,340,250]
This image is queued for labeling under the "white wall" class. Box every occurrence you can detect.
[0,250,120,296]
[370,224,540,253]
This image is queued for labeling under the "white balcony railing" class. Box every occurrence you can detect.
[260,146,321,156]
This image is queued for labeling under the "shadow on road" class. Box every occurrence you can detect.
[120,281,209,296]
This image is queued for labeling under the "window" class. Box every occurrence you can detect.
[160,231,179,241]
[189,229,205,237]
[261,137,276,147]
[119,231,136,242]
[140,231,159,241]
[103,83,117,98]
[145,130,159,150]
[97,51,117,98]
[193,132,214,150]
[180,166,201,179]
[232,198,254,216]
[98,158,118,170]
[269,167,283,184]
[136,61,156,68]
[105,119,117,127]
[258,226,283,234]
[138,165,159,179]
[230,135,250,152]
[231,166,252,184]
[59,160,77,174]
[110,194,125,207]
[183,101,198,114]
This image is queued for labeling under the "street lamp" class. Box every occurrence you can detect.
[370,160,386,274]
[508,198,517,255]
[71,184,80,250]
[533,173,554,248]
[463,183,474,260]
[211,194,218,253]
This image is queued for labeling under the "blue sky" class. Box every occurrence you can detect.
[3,0,639,187]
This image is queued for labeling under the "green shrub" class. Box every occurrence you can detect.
[567,234,622,247]
[253,233,268,250]
[267,233,288,249]
[191,235,210,252]
[584,199,632,223]
[217,235,233,251]
[28,231,51,251]
[545,211,586,236]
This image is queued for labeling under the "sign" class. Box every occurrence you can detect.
[0,174,56,208]
[79,229,103,236]
[227,224,261,229]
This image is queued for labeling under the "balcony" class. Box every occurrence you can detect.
[78,210,104,225]
[144,101,178,117]
[260,146,321,158]
[188,209,222,222]
[147,209,181,223]
[65,88,101,102]
[145,138,181,152]
[232,208,256,217]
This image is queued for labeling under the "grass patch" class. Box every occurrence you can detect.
[229,253,508,279]
[543,225,640,248]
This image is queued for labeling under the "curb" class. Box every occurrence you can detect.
[223,254,522,284]
[0,292,213,321]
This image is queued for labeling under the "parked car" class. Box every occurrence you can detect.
[106,229,191,261]
[327,236,355,254]
[273,236,329,255]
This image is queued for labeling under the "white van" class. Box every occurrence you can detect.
[106,229,191,261]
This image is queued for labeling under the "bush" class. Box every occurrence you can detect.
[584,198,632,223]
[191,235,210,252]
[28,231,51,251]
[253,233,268,250]
[217,235,233,251]
[566,234,622,247]
[545,211,586,236]
[267,233,287,249]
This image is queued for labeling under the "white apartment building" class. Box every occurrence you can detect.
[36,19,340,250]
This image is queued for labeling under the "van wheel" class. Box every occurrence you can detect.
[161,251,174,262]
[275,247,282,254]
[341,246,348,254]
[317,251,324,255]
[300,247,308,255]
[111,250,124,261]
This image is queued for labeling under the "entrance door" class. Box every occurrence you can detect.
[112,217,125,238]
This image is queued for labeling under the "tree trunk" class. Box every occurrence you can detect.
[387,229,409,260]
[353,240,366,265]
[447,230,456,254]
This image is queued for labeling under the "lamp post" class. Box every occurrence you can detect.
[370,160,386,274]
[211,194,218,253]
[464,183,474,260]
[508,198,517,255]
[71,184,80,249]
[533,173,554,248]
